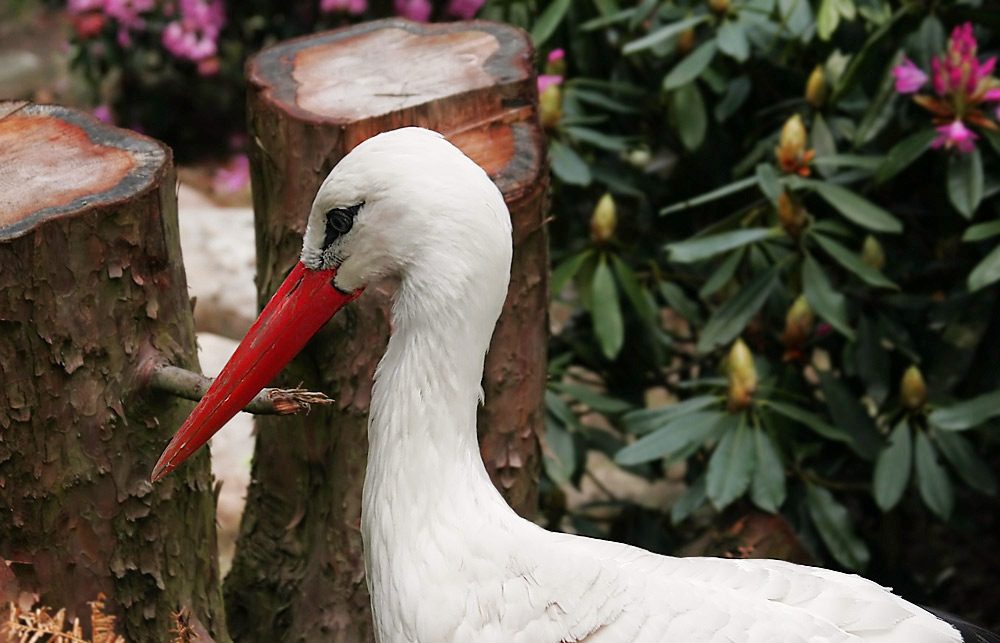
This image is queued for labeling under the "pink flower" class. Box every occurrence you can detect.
[537,74,562,93]
[197,56,220,76]
[446,0,484,19]
[394,0,431,21]
[161,0,225,62]
[548,49,564,64]
[68,0,104,13]
[932,120,978,154]
[892,58,927,94]
[92,104,113,123]
[213,154,250,193]
[321,0,367,14]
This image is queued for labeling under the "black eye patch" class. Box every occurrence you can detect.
[323,202,363,249]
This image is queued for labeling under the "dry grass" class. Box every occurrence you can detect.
[3,594,124,643]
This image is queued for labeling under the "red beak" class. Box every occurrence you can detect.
[151,262,362,482]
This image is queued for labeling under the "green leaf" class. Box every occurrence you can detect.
[530,0,571,47]
[812,233,898,290]
[659,282,703,323]
[750,428,786,512]
[549,140,592,186]
[664,40,717,90]
[580,6,635,31]
[623,15,709,55]
[853,52,901,147]
[831,7,905,104]
[803,255,855,340]
[622,395,720,435]
[934,431,997,495]
[947,148,984,219]
[717,21,749,62]
[817,371,882,459]
[565,126,631,152]
[811,116,837,178]
[566,87,642,114]
[915,431,954,520]
[666,228,775,263]
[550,383,632,415]
[968,243,1000,292]
[661,176,758,215]
[543,418,576,485]
[872,420,912,511]
[550,250,591,295]
[806,484,870,570]
[610,254,654,321]
[699,247,744,299]
[706,417,755,510]
[756,163,781,203]
[962,219,1000,242]
[591,257,624,359]
[696,262,781,353]
[875,129,937,184]
[670,83,707,151]
[714,76,751,122]
[671,474,708,524]
[929,388,1000,430]
[764,400,852,444]
[806,180,903,233]
[616,411,726,465]
[817,0,839,40]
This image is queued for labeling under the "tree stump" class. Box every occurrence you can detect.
[225,19,548,642]
[0,102,229,642]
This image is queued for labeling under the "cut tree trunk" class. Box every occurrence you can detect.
[224,19,548,643]
[0,102,229,642]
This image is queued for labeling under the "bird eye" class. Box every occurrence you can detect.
[323,203,362,248]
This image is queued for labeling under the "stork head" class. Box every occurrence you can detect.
[151,127,511,482]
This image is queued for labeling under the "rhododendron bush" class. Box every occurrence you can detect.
[478,0,1000,628]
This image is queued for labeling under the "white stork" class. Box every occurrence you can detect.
[152,127,991,643]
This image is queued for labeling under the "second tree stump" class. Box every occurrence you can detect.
[225,19,548,642]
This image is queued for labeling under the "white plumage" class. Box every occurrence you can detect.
[292,127,964,643]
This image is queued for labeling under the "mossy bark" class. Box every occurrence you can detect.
[224,20,548,643]
[0,102,229,642]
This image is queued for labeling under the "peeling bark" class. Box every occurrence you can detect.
[0,103,229,642]
[224,20,548,642]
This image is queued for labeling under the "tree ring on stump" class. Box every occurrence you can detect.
[246,18,545,214]
[0,102,167,241]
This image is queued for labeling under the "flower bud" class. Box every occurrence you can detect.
[590,193,617,243]
[775,114,815,176]
[539,81,563,129]
[676,28,696,55]
[901,365,927,410]
[861,235,886,271]
[805,65,828,108]
[777,190,807,238]
[707,0,729,15]
[781,295,814,361]
[726,338,758,412]
[545,49,566,76]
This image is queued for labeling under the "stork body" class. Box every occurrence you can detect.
[154,128,978,643]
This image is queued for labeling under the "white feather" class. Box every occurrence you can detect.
[300,127,963,643]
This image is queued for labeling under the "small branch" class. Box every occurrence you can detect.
[148,364,332,415]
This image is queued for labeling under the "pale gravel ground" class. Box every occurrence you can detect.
[178,183,256,576]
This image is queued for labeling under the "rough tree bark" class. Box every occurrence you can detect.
[0,102,229,642]
[224,19,548,643]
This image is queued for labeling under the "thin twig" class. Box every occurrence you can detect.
[148,364,332,415]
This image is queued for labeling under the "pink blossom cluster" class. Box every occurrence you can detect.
[162,0,225,64]
[892,23,1000,153]
[392,0,485,21]
[67,0,155,45]
[320,0,366,15]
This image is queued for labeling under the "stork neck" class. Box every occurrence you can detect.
[363,275,514,521]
